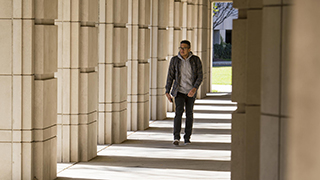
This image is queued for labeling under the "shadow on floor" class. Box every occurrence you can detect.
[143,127,231,135]
[77,155,230,172]
[115,139,231,151]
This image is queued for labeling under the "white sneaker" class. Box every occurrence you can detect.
[173,139,179,146]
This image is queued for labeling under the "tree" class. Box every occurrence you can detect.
[212,3,238,29]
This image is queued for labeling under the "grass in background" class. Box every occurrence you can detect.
[212,67,232,85]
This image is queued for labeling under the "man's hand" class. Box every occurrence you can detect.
[188,88,197,97]
[166,93,173,103]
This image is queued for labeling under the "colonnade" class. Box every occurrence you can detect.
[4,0,320,180]
[0,0,213,179]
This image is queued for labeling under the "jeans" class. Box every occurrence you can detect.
[173,92,196,141]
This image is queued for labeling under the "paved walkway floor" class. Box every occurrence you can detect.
[212,85,232,93]
[57,93,236,180]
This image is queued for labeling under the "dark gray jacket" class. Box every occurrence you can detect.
[165,53,203,97]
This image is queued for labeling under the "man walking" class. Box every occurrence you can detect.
[165,40,203,146]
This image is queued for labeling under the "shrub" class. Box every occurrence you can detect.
[214,36,232,60]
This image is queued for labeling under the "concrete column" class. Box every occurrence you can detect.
[56,0,98,162]
[98,0,128,144]
[192,0,198,53]
[260,1,290,180]
[285,0,320,180]
[150,0,168,120]
[166,0,175,112]
[231,16,247,180]
[207,1,213,93]
[181,0,188,39]
[231,0,263,179]
[127,0,150,131]
[187,1,194,40]
[0,1,58,179]
[195,0,209,99]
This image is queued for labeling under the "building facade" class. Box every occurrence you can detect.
[213,15,237,45]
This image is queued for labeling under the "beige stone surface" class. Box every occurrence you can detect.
[61,69,71,113]
[112,110,127,143]
[80,0,99,22]
[174,1,182,27]
[0,76,12,129]
[246,10,262,105]
[263,0,281,5]
[98,24,106,64]
[174,30,182,52]
[249,0,262,8]
[57,0,70,21]
[140,0,151,25]
[34,78,57,129]
[157,60,168,87]
[113,27,128,65]
[286,1,320,179]
[22,143,32,178]
[104,64,113,103]
[158,30,168,60]
[12,143,22,179]
[34,25,58,75]
[281,6,290,117]
[79,122,97,161]
[104,24,114,63]
[138,63,150,94]
[59,23,71,68]
[283,0,293,5]
[260,115,279,180]
[114,0,128,24]
[12,76,23,129]
[158,0,169,28]
[35,0,58,19]
[113,67,127,103]
[0,20,12,75]
[138,28,150,61]
[0,0,12,18]
[231,112,246,180]
[22,20,34,74]
[280,117,288,180]
[33,138,57,180]
[0,143,12,179]
[233,0,248,9]
[105,0,113,23]
[70,23,80,68]
[79,72,97,114]
[13,19,22,74]
[187,3,193,29]
[98,65,106,103]
[22,76,33,129]
[261,7,281,115]
[70,69,80,113]
[80,27,98,69]
[245,106,260,180]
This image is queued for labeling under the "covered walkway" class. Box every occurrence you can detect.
[56,93,236,180]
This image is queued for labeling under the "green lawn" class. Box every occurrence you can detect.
[212,67,232,85]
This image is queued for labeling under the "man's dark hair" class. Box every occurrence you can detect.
[180,40,191,48]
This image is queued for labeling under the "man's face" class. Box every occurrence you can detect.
[179,43,191,57]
